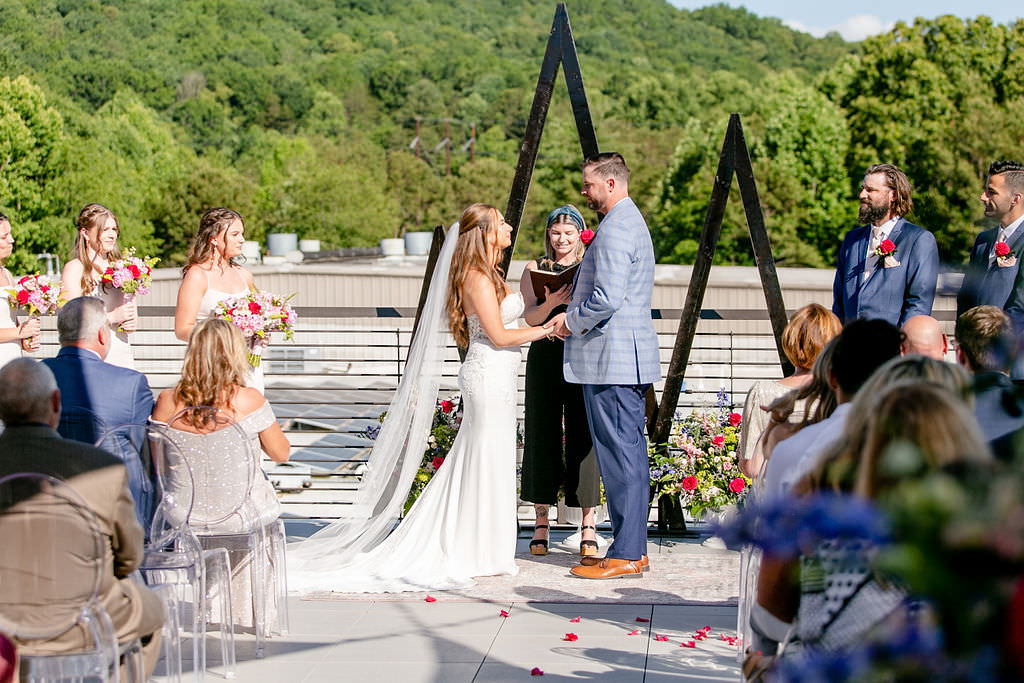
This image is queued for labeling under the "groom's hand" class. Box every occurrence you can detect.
[548,313,571,340]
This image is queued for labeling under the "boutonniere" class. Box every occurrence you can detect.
[995,241,1017,267]
[580,228,595,246]
[874,239,900,267]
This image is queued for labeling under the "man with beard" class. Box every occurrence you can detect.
[832,164,939,326]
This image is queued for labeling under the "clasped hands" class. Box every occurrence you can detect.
[544,312,571,340]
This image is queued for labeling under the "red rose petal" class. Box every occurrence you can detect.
[531,667,544,676]
[499,610,510,618]
[569,616,581,623]
[635,617,650,622]
[655,635,669,642]
[682,641,696,648]
[702,626,711,632]
[563,633,579,642]
[627,629,642,636]
[424,595,437,603]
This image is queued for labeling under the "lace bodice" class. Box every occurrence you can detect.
[466,292,524,343]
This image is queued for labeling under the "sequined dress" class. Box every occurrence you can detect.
[288,292,524,593]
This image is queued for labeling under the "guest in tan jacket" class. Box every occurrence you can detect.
[0,358,163,679]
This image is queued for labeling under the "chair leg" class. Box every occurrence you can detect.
[204,547,236,680]
[270,521,290,637]
[249,539,265,658]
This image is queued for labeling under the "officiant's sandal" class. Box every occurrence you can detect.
[579,524,598,557]
[529,524,549,556]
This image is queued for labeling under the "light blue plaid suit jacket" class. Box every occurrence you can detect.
[563,197,661,385]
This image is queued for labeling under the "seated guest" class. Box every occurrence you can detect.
[762,318,902,500]
[900,314,948,360]
[42,296,156,533]
[151,318,289,630]
[955,305,1024,455]
[738,304,840,479]
[0,359,163,678]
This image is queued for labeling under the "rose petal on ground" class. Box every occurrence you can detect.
[499,610,510,618]
[563,633,579,642]
[531,667,544,676]
[424,595,437,603]
[627,630,642,636]
[682,641,696,648]
[569,617,581,623]
[655,635,670,642]
[702,625,711,632]
[635,617,650,623]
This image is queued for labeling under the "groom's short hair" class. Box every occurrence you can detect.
[57,296,108,345]
[582,153,629,184]
[831,318,902,395]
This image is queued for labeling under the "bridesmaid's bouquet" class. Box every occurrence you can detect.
[100,248,160,332]
[214,290,297,366]
[2,274,63,351]
[101,247,159,296]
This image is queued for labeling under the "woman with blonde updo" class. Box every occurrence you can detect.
[61,204,138,368]
[174,208,263,391]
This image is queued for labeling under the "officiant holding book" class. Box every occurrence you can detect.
[519,205,600,557]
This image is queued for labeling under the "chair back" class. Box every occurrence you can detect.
[57,406,108,447]
[0,473,105,641]
[145,426,195,550]
[158,407,261,535]
[95,422,156,537]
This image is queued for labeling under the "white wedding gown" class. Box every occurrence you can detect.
[288,292,524,593]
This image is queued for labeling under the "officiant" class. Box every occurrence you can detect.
[519,204,601,557]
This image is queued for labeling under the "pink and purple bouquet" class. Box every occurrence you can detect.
[213,290,297,366]
[100,247,159,297]
[2,274,63,352]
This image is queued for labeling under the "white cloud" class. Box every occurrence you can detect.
[784,14,894,41]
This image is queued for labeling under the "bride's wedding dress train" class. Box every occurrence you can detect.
[287,292,524,593]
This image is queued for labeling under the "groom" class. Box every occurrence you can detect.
[551,152,661,579]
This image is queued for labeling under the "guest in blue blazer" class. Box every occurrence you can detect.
[832,164,939,327]
[551,153,661,580]
[42,296,156,534]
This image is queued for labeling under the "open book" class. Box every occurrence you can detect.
[529,261,580,302]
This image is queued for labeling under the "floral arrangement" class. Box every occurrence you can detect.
[3,274,62,316]
[649,390,751,519]
[213,290,297,366]
[404,395,462,512]
[100,247,159,297]
[2,274,62,352]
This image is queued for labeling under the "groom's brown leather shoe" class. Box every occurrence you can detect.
[579,554,649,571]
[570,557,643,579]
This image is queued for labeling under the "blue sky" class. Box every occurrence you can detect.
[667,1,1022,41]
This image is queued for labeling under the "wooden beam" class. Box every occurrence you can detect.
[558,4,599,159]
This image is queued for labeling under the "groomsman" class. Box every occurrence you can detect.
[832,164,939,326]
[957,160,1024,317]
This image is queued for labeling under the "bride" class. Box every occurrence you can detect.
[288,203,554,593]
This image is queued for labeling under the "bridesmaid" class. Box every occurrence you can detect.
[0,213,42,368]
[61,203,138,369]
[174,208,263,392]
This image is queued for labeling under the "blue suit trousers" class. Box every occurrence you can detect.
[581,383,650,561]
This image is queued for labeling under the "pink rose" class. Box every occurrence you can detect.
[728,412,742,427]
[712,434,725,448]
[580,229,595,245]
[728,477,746,493]
[681,476,698,491]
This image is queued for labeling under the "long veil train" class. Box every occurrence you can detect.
[286,223,459,581]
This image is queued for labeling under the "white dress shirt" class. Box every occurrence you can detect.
[762,402,853,501]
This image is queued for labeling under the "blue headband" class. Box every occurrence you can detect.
[546,205,585,232]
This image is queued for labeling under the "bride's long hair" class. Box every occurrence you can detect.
[446,203,507,348]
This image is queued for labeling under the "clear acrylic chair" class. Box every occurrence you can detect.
[94,422,158,541]
[141,427,236,681]
[159,406,289,657]
[0,472,135,682]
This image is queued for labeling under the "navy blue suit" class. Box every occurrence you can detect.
[42,347,156,534]
[832,218,939,326]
